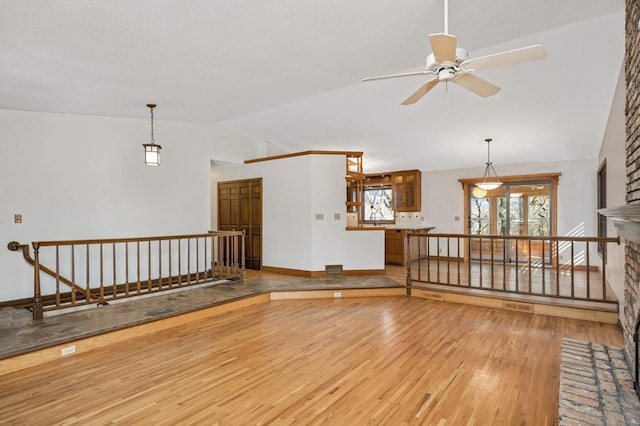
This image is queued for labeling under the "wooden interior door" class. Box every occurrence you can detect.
[218,178,262,270]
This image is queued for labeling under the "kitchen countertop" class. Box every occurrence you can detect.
[345,224,436,231]
[384,225,436,231]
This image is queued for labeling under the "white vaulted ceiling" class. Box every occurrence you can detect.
[0,1,625,172]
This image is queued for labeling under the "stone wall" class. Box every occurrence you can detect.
[625,0,640,367]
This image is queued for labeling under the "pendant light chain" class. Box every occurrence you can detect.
[149,105,155,145]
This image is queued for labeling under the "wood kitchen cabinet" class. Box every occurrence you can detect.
[385,228,430,266]
[392,170,421,211]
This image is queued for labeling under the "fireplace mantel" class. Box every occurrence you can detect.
[600,203,640,244]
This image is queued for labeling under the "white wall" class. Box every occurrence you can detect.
[0,109,260,301]
[598,65,627,313]
[212,154,384,273]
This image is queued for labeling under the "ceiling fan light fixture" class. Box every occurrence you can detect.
[143,103,162,166]
[476,138,502,191]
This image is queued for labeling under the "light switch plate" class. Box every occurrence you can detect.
[14,214,22,224]
[315,213,324,220]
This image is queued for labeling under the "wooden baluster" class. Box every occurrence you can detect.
[570,241,575,298]
[436,236,440,284]
[112,242,117,300]
[147,241,152,291]
[515,238,519,293]
[195,237,200,283]
[55,246,61,308]
[602,243,607,301]
[168,239,173,287]
[406,235,412,296]
[241,231,246,275]
[99,243,104,301]
[457,236,461,286]
[489,237,496,290]
[542,239,546,295]
[87,244,92,304]
[178,239,182,286]
[227,234,232,275]
[136,241,141,295]
[555,239,560,296]
[446,236,450,284]
[204,236,208,280]
[502,236,507,291]
[467,237,472,288]
[528,239,532,294]
[32,242,43,320]
[158,240,163,289]
[586,241,591,300]
[125,243,130,297]
[71,245,76,305]
[426,237,431,282]
[187,238,192,284]
[479,237,483,289]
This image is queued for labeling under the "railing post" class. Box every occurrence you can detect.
[406,232,412,296]
[32,242,43,320]
[241,230,246,277]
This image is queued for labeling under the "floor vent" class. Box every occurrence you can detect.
[325,264,343,276]
[422,292,444,300]
[503,301,534,313]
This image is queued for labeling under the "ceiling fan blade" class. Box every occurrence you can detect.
[461,44,548,71]
[401,79,439,105]
[453,74,500,97]
[429,33,457,64]
[361,70,431,82]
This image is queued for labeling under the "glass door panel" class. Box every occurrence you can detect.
[469,196,490,259]
[469,181,552,264]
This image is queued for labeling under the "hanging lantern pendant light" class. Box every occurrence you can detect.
[143,103,162,166]
[476,138,502,190]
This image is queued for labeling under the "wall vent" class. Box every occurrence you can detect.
[503,301,534,313]
[325,264,343,276]
[423,292,444,300]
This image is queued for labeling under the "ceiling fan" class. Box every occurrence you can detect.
[361,0,548,105]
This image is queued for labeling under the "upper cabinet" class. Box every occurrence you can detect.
[392,170,421,211]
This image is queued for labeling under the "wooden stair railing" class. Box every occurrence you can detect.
[7,241,97,301]
[8,231,245,319]
[405,232,620,304]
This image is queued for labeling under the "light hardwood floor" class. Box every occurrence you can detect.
[0,293,622,425]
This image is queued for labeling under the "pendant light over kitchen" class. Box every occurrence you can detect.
[476,138,502,191]
[142,104,161,166]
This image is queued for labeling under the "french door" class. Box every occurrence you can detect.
[468,181,553,264]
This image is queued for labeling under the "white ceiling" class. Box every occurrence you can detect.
[0,1,625,173]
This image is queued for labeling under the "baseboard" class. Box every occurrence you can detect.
[270,288,404,300]
[261,266,385,277]
[410,288,618,324]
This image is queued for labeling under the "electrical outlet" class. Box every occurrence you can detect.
[333,291,342,298]
[61,345,76,356]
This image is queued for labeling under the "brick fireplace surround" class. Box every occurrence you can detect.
[600,0,640,401]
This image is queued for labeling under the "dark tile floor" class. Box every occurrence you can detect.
[0,276,403,360]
